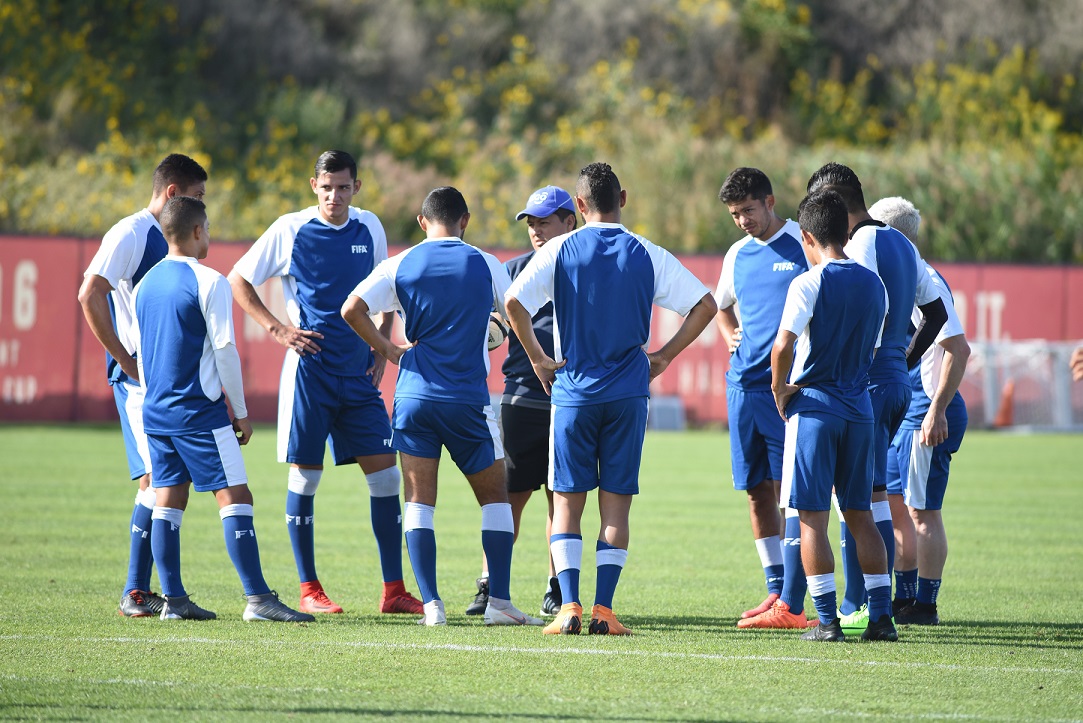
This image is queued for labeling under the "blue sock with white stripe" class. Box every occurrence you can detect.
[366,467,404,583]
[755,535,785,597]
[404,502,439,603]
[550,533,583,606]
[220,503,270,596]
[872,501,895,582]
[125,488,156,595]
[286,467,320,583]
[807,573,838,626]
[780,509,807,614]
[839,521,866,615]
[594,540,627,609]
[480,503,514,601]
[895,568,918,603]
[917,577,942,606]
[864,573,892,621]
[150,507,185,598]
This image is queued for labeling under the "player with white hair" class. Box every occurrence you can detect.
[869,196,970,625]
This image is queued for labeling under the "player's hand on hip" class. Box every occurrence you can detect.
[384,341,416,366]
[727,326,743,355]
[531,355,566,395]
[368,354,388,386]
[772,384,799,420]
[646,351,671,381]
[920,410,948,447]
[233,416,254,446]
[119,355,140,383]
[271,324,323,355]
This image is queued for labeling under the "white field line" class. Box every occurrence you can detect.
[2,633,1079,676]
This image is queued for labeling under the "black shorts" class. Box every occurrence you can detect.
[500,403,550,494]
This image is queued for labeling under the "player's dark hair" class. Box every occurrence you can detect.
[553,207,577,228]
[797,189,849,248]
[160,196,207,243]
[805,162,866,214]
[151,154,208,197]
[421,186,469,226]
[575,162,622,214]
[314,150,358,180]
[718,167,773,205]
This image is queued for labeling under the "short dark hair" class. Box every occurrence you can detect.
[151,154,208,197]
[314,150,357,180]
[575,162,622,214]
[718,167,773,205]
[160,196,207,243]
[421,186,469,226]
[805,162,866,214]
[797,189,849,248]
[553,208,577,227]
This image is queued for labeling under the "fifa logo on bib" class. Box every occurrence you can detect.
[773,262,796,272]
[234,529,256,539]
[351,245,369,254]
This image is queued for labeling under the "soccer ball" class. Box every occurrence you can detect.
[487,316,509,351]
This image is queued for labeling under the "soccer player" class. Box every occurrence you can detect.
[713,168,813,629]
[466,185,577,618]
[505,162,717,635]
[805,163,947,629]
[227,150,422,616]
[131,196,313,623]
[77,153,208,617]
[771,188,896,642]
[342,186,542,627]
[869,196,970,625]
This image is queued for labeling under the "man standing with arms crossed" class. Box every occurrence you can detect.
[78,153,208,617]
[714,168,813,629]
[229,150,422,616]
[506,162,717,635]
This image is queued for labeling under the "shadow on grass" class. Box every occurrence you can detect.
[895,619,1083,649]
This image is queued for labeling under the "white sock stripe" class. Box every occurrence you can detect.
[807,573,836,597]
[365,466,401,497]
[831,493,844,521]
[754,536,784,567]
[137,488,156,509]
[863,573,891,592]
[596,547,628,568]
[287,467,321,496]
[784,507,800,519]
[219,504,254,520]
[151,506,184,527]
[550,538,583,574]
[871,500,892,523]
[403,502,435,531]
[480,503,514,533]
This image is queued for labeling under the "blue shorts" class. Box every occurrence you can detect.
[780,411,874,512]
[148,426,248,493]
[392,398,503,476]
[870,383,911,489]
[726,387,785,490]
[550,397,648,495]
[278,354,393,466]
[888,416,967,510]
[113,381,151,480]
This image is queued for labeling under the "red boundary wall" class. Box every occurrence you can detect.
[2,234,1081,425]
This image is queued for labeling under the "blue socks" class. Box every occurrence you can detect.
[895,568,918,602]
[917,577,942,605]
[864,573,892,621]
[807,573,837,626]
[404,502,439,603]
[780,510,807,614]
[480,503,514,601]
[366,466,405,583]
[595,541,628,609]
[125,488,156,594]
[150,507,185,598]
[285,491,317,582]
[754,536,784,597]
[839,521,866,615]
[220,504,270,596]
[550,533,583,606]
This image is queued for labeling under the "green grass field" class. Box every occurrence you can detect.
[1,425,1081,721]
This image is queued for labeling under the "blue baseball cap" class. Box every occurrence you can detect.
[515,185,576,221]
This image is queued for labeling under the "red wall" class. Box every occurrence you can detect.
[2,234,1080,425]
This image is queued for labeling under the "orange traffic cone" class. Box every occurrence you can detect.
[993,378,1014,428]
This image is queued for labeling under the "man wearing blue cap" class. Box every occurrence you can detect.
[466,185,578,617]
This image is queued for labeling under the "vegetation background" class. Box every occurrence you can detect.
[2,0,1082,262]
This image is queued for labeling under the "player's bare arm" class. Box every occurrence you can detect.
[1071,346,1083,382]
[716,304,743,355]
[78,274,140,382]
[921,333,971,447]
[342,296,411,365]
[227,269,324,355]
[367,311,394,385]
[770,329,801,420]
[232,416,253,446]
[647,293,717,381]
[505,296,564,395]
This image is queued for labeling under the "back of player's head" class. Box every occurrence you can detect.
[314,150,358,180]
[806,162,866,214]
[152,154,208,197]
[718,167,773,205]
[421,186,469,225]
[798,189,849,248]
[575,162,622,214]
[869,196,921,244]
[160,196,207,243]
